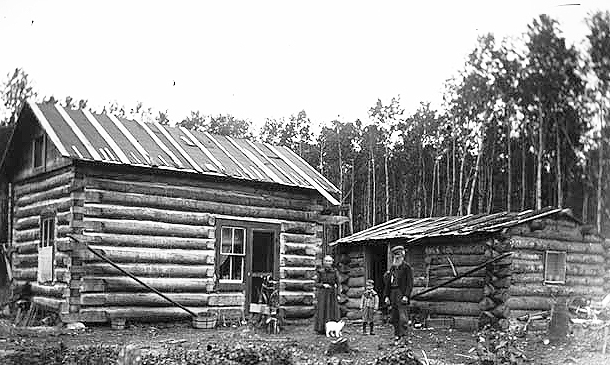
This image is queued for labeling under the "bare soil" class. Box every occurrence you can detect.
[0,319,608,364]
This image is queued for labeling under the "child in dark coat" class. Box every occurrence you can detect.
[360,279,379,335]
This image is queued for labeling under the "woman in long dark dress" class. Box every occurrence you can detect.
[314,255,341,334]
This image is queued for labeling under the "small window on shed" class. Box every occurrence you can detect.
[33,135,45,169]
[544,250,566,284]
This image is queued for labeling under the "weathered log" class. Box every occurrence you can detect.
[280,267,316,280]
[341,284,349,293]
[80,292,212,306]
[564,276,605,286]
[77,277,214,293]
[491,304,510,319]
[430,265,486,278]
[491,290,510,304]
[509,284,604,297]
[69,233,215,250]
[511,259,543,274]
[83,219,214,239]
[30,282,69,298]
[511,251,542,261]
[345,310,362,320]
[13,267,70,282]
[280,255,316,267]
[14,241,38,254]
[13,169,74,196]
[566,263,605,276]
[85,189,317,222]
[412,287,483,303]
[280,233,321,245]
[281,242,317,256]
[426,254,489,266]
[345,298,360,309]
[11,253,38,267]
[282,305,315,318]
[493,267,513,278]
[16,184,74,207]
[479,297,496,310]
[15,225,70,242]
[506,296,552,310]
[31,296,67,311]
[279,279,315,292]
[75,246,215,265]
[346,287,364,298]
[84,205,215,226]
[279,292,315,306]
[492,277,511,288]
[348,267,365,277]
[281,221,318,235]
[80,306,243,321]
[425,243,487,255]
[510,236,605,254]
[14,211,70,230]
[86,177,318,212]
[14,197,72,218]
[483,283,495,296]
[411,300,481,316]
[566,253,605,264]
[511,273,544,284]
[337,263,350,274]
[347,277,365,287]
[427,276,485,288]
[73,263,214,278]
[337,272,349,284]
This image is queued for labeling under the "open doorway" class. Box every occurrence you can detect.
[250,231,275,304]
[365,244,388,301]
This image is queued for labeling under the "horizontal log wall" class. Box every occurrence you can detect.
[11,167,76,314]
[70,172,323,323]
[508,231,606,317]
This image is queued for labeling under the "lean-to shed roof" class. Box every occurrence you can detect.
[19,101,339,204]
[331,207,581,246]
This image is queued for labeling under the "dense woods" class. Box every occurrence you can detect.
[2,13,609,237]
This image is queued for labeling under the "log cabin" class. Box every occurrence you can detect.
[331,208,607,331]
[0,100,346,325]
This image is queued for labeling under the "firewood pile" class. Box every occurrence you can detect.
[480,237,512,330]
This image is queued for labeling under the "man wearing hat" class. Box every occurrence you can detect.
[383,245,414,341]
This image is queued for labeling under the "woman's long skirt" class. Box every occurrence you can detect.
[314,287,340,333]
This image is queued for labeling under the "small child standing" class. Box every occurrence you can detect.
[360,279,379,335]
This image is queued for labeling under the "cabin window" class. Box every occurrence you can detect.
[218,227,246,282]
[544,250,566,284]
[37,214,56,283]
[32,135,45,169]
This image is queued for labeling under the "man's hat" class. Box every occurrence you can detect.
[390,245,405,255]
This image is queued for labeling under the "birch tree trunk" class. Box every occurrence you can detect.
[445,149,450,215]
[338,127,343,237]
[450,130,456,215]
[430,159,437,217]
[556,114,563,208]
[371,138,376,227]
[597,102,604,233]
[536,106,544,210]
[467,139,483,215]
[507,114,512,212]
[384,145,390,222]
[458,149,466,216]
[350,161,354,235]
[521,132,527,211]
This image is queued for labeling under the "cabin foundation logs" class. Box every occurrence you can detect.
[336,250,365,320]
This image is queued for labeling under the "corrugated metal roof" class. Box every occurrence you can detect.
[24,101,340,204]
[331,207,580,246]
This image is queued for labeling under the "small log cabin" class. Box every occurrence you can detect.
[331,208,607,331]
[0,100,345,325]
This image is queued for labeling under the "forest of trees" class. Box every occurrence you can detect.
[2,13,609,237]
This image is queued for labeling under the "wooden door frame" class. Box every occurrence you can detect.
[215,219,280,314]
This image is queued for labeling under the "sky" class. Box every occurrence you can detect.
[0,0,608,130]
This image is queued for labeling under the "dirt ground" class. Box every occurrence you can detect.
[1,319,609,364]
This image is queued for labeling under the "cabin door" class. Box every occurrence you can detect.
[247,229,279,313]
[365,245,387,303]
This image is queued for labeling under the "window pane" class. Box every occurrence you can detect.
[33,137,43,168]
[232,256,243,281]
[39,222,44,248]
[47,219,55,246]
[219,255,231,280]
[221,228,232,254]
[233,228,245,254]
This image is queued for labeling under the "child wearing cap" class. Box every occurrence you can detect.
[360,279,379,335]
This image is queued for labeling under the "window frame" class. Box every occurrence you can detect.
[218,226,247,283]
[32,134,46,171]
[38,212,57,283]
[544,250,567,284]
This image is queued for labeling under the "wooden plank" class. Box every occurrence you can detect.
[54,104,102,160]
[82,109,131,163]
[180,127,224,171]
[226,136,282,183]
[265,143,339,205]
[245,140,297,185]
[204,132,251,178]
[154,122,203,172]
[136,119,184,168]
[28,100,70,156]
[106,113,152,164]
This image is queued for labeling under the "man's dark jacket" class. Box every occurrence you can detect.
[383,262,414,302]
